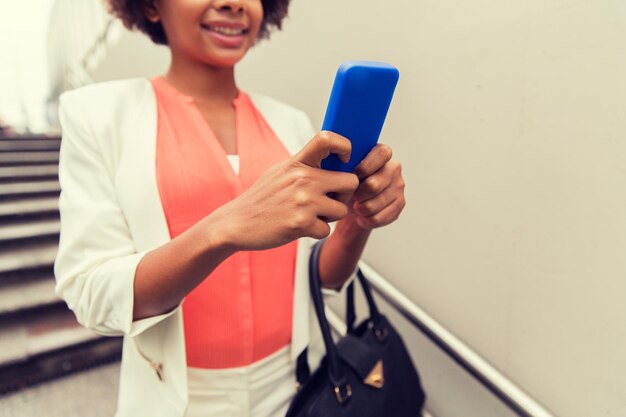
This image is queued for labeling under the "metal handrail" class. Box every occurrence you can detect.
[352,262,556,417]
[79,17,116,74]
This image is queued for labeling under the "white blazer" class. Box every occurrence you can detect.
[54,79,349,417]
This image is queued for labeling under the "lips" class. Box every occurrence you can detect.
[200,21,250,48]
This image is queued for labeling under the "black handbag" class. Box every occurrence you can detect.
[286,241,426,417]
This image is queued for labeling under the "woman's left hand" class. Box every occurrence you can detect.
[346,144,406,230]
[319,143,405,289]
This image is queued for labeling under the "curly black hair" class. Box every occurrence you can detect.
[105,0,290,45]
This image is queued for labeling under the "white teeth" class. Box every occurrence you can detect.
[208,26,244,36]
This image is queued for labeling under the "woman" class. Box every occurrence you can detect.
[54,0,406,416]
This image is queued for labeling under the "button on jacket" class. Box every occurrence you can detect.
[54,79,352,417]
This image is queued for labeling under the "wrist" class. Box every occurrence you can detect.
[334,215,372,244]
[197,210,240,259]
[318,217,371,291]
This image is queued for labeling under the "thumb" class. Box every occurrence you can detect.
[295,131,352,168]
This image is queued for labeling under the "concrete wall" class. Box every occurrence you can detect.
[239,2,626,416]
[91,29,169,82]
[94,1,626,416]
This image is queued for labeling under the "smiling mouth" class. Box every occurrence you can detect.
[201,24,248,36]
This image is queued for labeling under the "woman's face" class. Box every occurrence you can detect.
[152,0,264,68]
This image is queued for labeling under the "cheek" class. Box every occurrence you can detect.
[250,3,264,35]
[160,19,193,47]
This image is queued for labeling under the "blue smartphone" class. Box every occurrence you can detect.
[320,61,400,173]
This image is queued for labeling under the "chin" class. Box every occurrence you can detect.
[208,56,245,68]
[199,48,249,69]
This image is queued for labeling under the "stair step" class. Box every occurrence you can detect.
[0,307,97,366]
[0,165,58,180]
[0,196,59,218]
[0,360,120,414]
[0,219,60,243]
[0,303,122,395]
[0,140,61,152]
[0,136,103,395]
[0,180,60,198]
[0,336,121,395]
[0,239,58,275]
[0,152,60,165]
[0,135,60,142]
[0,274,59,317]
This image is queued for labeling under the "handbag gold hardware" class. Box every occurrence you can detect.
[363,360,384,388]
[334,384,352,404]
[374,327,389,342]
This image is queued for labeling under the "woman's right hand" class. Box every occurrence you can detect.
[206,131,360,251]
[133,131,358,320]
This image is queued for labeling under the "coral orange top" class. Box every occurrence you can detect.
[151,77,297,369]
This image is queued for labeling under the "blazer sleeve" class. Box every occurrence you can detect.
[54,94,177,337]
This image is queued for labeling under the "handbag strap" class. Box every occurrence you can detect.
[297,241,388,383]
[299,240,351,401]
[296,241,388,398]
[346,269,382,334]
[346,282,356,333]
[295,347,310,389]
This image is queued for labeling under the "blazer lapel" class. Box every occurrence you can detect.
[115,80,171,252]
[113,80,189,407]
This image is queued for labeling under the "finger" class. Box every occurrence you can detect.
[353,186,397,217]
[306,219,332,240]
[316,170,359,194]
[318,197,349,223]
[354,164,395,202]
[354,144,393,179]
[356,196,406,230]
[295,131,352,168]
[318,171,359,204]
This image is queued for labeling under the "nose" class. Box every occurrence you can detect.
[213,0,245,14]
